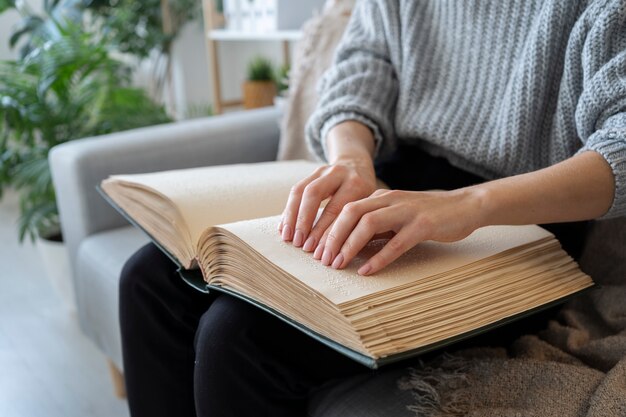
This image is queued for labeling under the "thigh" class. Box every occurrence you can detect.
[120,243,215,334]
[120,243,215,417]
[193,294,371,417]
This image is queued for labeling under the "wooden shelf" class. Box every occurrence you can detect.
[202,0,302,114]
[208,29,302,41]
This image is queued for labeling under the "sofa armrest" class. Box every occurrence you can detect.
[50,106,281,273]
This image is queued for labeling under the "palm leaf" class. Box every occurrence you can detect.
[0,0,15,14]
[18,196,58,242]
[9,16,45,48]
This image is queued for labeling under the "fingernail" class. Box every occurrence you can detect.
[331,253,344,269]
[313,244,324,260]
[358,264,372,276]
[302,236,316,252]
[281,224,292,241]
[278,221,283,233]
[322,248,333,266]
[293,230,304,247]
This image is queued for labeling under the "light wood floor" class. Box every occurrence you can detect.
[0,191,129,417]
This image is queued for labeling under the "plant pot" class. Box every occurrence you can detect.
[36,233,76,313]
[242,81,277,109]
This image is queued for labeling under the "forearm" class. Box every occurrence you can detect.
[474,151,615,227]
[325,121,376,165]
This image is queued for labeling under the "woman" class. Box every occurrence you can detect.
[120,1,625,416]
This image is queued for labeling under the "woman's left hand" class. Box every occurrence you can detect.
[317,188,486,275]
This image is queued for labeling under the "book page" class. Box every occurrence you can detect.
[108,160,322,245]
[220,216,554,305]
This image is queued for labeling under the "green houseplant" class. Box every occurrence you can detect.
[0,19,170,242]
[273,63,290,112]
[275,63,290,96]
[242,56,276,109]
[2,0,200,102]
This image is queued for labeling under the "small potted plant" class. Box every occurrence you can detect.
[242,56,277,109]
[273,63,290,111]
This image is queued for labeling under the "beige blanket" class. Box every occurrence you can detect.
[277,0,354,161]
[400,217,626,417]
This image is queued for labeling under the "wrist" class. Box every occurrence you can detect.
[332,154,375,170]
[458,184,495,229]
[325,121,376,164]
[333,157,378,189]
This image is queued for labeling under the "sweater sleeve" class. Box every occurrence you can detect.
[576,0,626,219]
[305,0,399,162]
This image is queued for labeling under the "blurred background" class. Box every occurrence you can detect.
[0,0,334,415]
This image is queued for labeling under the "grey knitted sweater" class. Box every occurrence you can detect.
[306,0,626,218]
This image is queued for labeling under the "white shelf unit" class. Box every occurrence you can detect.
[202,1,303,113]
[209,29,302,41]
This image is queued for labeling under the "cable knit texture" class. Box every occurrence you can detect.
[306,0,626,219]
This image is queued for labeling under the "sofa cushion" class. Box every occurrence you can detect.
[75,226,148,369]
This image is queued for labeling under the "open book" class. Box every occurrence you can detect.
[100,160,594,368]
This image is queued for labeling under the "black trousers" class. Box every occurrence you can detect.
[119,146,588,417]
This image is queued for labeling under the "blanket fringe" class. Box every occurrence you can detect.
[397,354,471,417]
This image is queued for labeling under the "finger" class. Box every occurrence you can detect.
[358,229,418,276]
[280,168,323,241]
[293,175,343,247]
[314,203,388,261]
[302,201,341,251]
[313,225,332,260]
[323,198,389,267]
[303,185,359,252]
[282,188,304,242]
[371,188,389,197]
[331,206,399,269]
[325,231,393,256]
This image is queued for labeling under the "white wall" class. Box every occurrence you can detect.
[0,9,26,60]
[0,1,46,60]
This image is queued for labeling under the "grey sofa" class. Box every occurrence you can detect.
[49,106,416,416]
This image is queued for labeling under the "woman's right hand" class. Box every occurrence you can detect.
[279,157,378,253]
[279,120,378,253]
